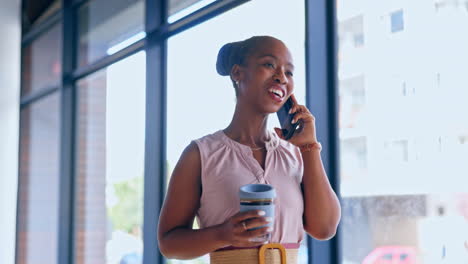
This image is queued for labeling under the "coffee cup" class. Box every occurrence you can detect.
[239,184,276,241]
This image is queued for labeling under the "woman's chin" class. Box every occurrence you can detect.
[261,105,281,114]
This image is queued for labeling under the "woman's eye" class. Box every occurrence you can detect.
[287,71,294,77]
[264,63,274,68]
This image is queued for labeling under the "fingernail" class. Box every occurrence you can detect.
[265,217,273,222]
[291,119,295,124]
[258,211,266,216]
[289,109,293,114]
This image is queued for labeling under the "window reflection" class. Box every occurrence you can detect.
[168,0,217,23]
[17,93,60,264]
[21,23,62,96]
[75,52,146,264]
[77,0,145,67]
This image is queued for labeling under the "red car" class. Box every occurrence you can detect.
[362,246,417,264]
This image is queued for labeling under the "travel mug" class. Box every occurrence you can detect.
[239,184,276,242]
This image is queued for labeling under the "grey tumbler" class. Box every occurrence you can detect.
[239,184,276,242]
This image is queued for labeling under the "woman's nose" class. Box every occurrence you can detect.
[273,71,287,84]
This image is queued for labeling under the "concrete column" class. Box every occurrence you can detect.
[0,0,21,263]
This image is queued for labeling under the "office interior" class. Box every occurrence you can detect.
[0,0,467,263]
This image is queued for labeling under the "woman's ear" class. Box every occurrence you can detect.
[230,64,243,82]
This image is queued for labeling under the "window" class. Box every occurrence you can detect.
[166,0,306,263]
[340,137,367,195]
[391,9,404,33]
[168,0,218,23]
[17,93,60,264]
[23,0,61,31]
[338,15,364,49]
[21,23,62,96]
[77,0,145,66]
[339,75,366,129]
[338,0,468,263]
[382,253,392,260]
[434,0,468,11]
[74,51,146,264]
[383,140,409,163]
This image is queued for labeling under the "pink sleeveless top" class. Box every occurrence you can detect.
[193,130,305,243]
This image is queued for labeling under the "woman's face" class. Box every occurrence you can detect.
[235,38,295,114]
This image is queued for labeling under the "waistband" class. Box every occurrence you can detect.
[211,243,299,264]
[215,242,300,252]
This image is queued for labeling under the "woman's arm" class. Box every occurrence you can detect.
[158,142,223,259]
[274,94,341,241]
[158,142,271,259]
[301,149,341,240]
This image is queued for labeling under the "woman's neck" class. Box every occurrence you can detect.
[223,104,270,146]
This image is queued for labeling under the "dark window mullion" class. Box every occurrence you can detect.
[143,0,168,263]
[57,1,77,264]
[20,85,60,107]
[305,0,341,263]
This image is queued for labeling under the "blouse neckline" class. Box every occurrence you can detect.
[218,129,280,155]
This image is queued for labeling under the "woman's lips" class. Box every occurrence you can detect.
[267,85,286,103]
[268,90,284,103]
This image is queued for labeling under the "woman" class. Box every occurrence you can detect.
[158,36,341,263]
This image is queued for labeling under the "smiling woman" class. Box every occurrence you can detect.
[164,1,309,263]
[158,1,339,263]
[160,32,341,263]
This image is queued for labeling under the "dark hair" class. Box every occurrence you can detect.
[216,36,277,76]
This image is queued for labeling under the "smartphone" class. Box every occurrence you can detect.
[276,97,299,140]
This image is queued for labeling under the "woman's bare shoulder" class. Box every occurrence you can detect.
[174,141,201,175]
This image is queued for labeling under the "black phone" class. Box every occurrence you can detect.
[276,97,299,140]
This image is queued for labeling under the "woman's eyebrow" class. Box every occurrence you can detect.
[257,54,294,69]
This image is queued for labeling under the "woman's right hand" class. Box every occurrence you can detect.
[217,210,272,248]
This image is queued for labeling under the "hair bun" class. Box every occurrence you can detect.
[216,42,240,76]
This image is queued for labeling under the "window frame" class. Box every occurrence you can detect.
[305,0,341,263]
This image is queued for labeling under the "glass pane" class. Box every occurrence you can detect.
[77,0,145,67]
[75,51,146,264]
[166,0,307,263]
[168,0,217,23]
[17,93,60,264]
[23,0,61,31]
[21,23,62,97]
[337,1,468,263]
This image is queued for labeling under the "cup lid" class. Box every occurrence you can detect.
[239,184,276,199]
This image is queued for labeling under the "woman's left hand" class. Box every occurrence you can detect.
[274,94,318,147]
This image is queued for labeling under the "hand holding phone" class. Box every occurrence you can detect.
[276,96,299,140]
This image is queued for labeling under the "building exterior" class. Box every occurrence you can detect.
[337,0,468,262]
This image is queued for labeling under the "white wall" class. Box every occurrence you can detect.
[0,0,21,263]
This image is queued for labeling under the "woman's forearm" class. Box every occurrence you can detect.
[159,224,227,260]
[301,150,341,240]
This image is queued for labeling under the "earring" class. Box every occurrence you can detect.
[235,80,239,87]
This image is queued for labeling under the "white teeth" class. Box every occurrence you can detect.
[268,88,284,98]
